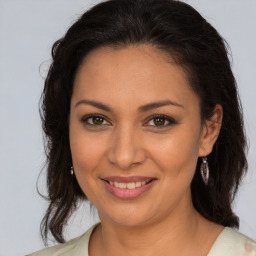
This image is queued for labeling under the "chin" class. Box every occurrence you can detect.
[98,204,156,227]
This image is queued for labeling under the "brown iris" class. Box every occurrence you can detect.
[92,116,104,125]
[153,117,165,126]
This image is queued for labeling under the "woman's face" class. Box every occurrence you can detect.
[69,44,213,227]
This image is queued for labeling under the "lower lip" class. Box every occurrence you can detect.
[102,180,156,199]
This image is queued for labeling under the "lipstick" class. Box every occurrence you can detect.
[101,176,157,199]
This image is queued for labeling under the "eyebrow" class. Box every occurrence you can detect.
[75,99,184,112]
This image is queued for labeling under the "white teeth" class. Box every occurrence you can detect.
[108,180,150,189]
[127,182,136,189]
[119,183,127,189]
[135,181,141,187]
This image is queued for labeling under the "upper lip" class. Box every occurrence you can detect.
[101,176,157,183]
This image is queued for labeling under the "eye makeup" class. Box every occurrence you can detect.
[80,113,177,129]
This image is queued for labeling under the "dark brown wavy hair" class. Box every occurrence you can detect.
[39,0,248,245]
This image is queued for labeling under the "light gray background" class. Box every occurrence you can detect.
[0,0,255,255]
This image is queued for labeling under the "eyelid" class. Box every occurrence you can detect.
[81,114,176,128]
[143,114,176,128]
[81,114,111,126]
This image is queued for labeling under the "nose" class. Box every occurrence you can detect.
[107,125,147,170]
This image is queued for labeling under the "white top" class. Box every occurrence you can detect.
[27,224,256,256]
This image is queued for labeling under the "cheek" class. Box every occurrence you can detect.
[69,120,108,196]
[69,132,107,201]
[70,132,105,174]
[147,126,201,178]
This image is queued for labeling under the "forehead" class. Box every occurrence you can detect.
[72,44,198,111]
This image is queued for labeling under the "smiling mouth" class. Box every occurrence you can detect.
[101,176,157,199]
[102,179,154,189]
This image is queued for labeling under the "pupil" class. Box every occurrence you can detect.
[154,118,165,126]
[93,117,103,125]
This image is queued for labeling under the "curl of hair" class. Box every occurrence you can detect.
[40,0,247,244]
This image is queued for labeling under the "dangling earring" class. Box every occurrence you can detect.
[200,157,209,185]
[71,166,74,176]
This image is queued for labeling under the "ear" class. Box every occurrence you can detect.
[198,104,223,157]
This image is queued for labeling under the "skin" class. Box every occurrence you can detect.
[69,44,223,256]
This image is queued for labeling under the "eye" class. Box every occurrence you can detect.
[145,114,176,128]
[81,114,176,129]
[81,114,110,127]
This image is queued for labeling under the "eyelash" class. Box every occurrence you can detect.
[81,114,176,129]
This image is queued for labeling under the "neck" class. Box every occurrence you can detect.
[89,192,221,256]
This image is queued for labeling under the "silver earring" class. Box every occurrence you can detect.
[200,157,209,185]
[71,166,74,176]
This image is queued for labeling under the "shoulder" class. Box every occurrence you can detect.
[26,236,83,256]
[26,224,98,256]
[208,227,256,256]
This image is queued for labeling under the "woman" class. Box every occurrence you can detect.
[28,0,256,255]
